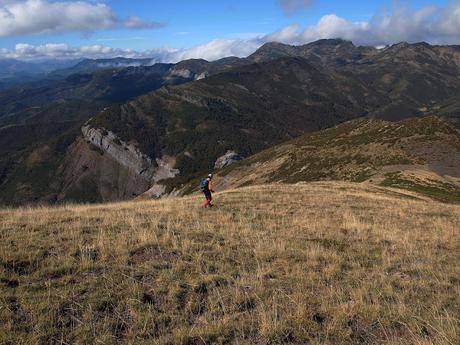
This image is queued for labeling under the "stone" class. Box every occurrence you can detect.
[214,151,242,169]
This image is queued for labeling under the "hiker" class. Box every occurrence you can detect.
[200,174,214,208]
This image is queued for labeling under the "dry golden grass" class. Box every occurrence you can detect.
[0,182,459,345]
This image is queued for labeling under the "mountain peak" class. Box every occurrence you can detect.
[258,41,292,49]
[252,41,295,54]
[389,42,410,50]
[248,42,298,62]
[308,38,355,47]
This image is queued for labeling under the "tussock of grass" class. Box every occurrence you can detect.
[0,182,459,344]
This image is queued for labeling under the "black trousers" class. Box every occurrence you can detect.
[203,191,212,206]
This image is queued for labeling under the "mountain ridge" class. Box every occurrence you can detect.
[198,116,460,203]
[2,40,460,205]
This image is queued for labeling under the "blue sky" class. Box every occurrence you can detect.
[0,0,457,61]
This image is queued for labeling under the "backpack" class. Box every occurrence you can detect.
[199,178,209,192]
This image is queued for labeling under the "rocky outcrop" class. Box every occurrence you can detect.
[169,68,193,79]
[167,68,209,81]
[60,126,179,202]
[82,125,158,178]
[214,151,242,169]
[82,125,179,183]
[195,72,208,80]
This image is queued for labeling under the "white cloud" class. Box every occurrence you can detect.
[168,39,261,62]
[295,1,460,46]
[0,39,258,62]
[265,24,301,44]
[0,42,176,60]
[0,0,164,37]
[301,14,370,44]
[0,0,115,36]
[268,1,460,47]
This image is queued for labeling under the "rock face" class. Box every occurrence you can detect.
[168,68,209,81]
[168,68,192,79]
[214,151,242,169]
[82,125,157,178]
[59,126,179,202]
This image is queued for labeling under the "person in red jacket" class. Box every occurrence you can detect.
[202,174,214,208]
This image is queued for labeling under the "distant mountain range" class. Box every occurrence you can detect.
[48,58,156,78]
[0,58,81,89]
[0,57,166,88]
[1,39,460,205]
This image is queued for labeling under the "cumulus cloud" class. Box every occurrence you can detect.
[264,24,301,44]
[0,0,164,37]
[270,1,460,47]
[0,40,258,62]
[0,42,177,60]
[168,38,262,62]
[277,0,313,14]
[300,14,370,44]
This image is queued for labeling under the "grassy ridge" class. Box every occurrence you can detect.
[0,183,459,344]
[208,116,460,203]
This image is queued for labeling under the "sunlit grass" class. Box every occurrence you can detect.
[0,182,459,344]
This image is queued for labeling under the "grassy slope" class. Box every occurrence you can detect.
[1,183,459,344]
[208,116,460,203]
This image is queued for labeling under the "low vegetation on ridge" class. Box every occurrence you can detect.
[208,116,460,203]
